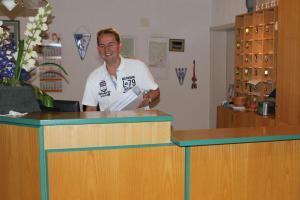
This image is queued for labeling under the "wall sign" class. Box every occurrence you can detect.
[169,39,185,52]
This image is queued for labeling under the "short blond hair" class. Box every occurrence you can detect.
[97,28,120,45]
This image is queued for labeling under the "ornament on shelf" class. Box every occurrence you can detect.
[246,0,255,12]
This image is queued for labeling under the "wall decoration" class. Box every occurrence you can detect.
[1,20,20,44]
[36,32,64,92]
[169,39,185,52]
[39,63,63,92]
[74,33,90,60]
[120,36,135,58]
[191,60,197,89]
[74,28,91,60]
[175,67,187,86]
[148,37,169,80]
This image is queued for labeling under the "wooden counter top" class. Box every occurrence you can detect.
[0,110,173,126]
[172,126,300,146]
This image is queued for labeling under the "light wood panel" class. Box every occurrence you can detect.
[276,0,300,124]
[0,124,41,200]
[47,146,184,200]
[190,140,300,200]
[44,121,171,149]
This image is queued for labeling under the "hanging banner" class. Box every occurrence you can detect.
[74,33,91,60]
[175,67,187,86]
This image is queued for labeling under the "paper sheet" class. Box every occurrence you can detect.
[105,86,143,112]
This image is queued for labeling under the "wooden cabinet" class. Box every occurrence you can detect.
[276,0,300,125]
[218,1,300,127]
[217,106,275,128]
[217,7,279,128]
[234,8,277,99]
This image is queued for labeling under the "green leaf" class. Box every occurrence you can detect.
[38,62,68,76]
[33,86,54,107]
[15,40,25,81]
[21,83,54,108]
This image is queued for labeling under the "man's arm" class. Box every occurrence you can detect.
[138,88,160,108]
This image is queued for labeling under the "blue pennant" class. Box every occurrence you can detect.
[74,33,91,60]
[175,67,187,86]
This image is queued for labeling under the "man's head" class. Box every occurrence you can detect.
[97,28,122,66]
[97,28,120,45]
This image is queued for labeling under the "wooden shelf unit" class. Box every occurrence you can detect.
[234,7,278,99]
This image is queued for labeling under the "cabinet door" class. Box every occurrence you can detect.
[254,114,275,126]
[217,106,233,128]
[231,110,255,128]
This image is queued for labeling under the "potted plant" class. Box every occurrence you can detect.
[0,3,67,114]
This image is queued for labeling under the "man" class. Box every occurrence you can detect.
[82,28,160,111]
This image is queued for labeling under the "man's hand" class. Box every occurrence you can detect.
[138,93,151,108]
[137,88,160,108]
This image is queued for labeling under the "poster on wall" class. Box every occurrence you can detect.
[37,32,64,92]
[121,36,135,58]
[148,37,169,80]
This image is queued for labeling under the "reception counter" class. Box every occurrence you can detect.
[1,110,300,200]
[0,110,185,200]
[172,126,300,200]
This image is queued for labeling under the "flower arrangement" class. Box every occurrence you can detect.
[0,3,67,107]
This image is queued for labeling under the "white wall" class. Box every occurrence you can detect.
[11,0,247,130]
[211,0,246,26]
[208,0,246,128]
[14,0,211,130]
[209,30,227,128]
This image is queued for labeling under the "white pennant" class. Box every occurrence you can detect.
[2,0,17,11]
[74,33,91,60]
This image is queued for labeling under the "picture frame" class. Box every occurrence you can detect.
[120,36,135,58]
[1,20,20,44]
[169,39,185,52]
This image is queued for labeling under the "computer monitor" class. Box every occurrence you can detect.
[40,100,81,112]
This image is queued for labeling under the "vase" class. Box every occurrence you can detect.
[246,0,256,12]
[0,85,41,114]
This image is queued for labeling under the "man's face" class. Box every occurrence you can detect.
[97,34,122,65]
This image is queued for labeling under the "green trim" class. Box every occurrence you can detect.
[172,134,300,147]
[45,151,50,200]
[0,121,40,128]
[185,147,190,200]
[46,143,175,153]
[38,127,47,200]
[0,115,173,126]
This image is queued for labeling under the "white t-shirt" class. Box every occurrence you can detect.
[82,56,158,111]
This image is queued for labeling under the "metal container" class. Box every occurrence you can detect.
[257,101,275,116]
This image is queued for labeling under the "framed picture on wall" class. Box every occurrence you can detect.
[1,20,20,44]
[169,39,185,52]
[121,36,135,58]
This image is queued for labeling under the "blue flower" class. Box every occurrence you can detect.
[0,40,18,80]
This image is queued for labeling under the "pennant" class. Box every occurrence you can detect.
[175,67,187,86]
[74,33,91,60]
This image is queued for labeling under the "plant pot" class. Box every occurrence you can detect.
[0,85,41,114]
[233,96,248,106]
